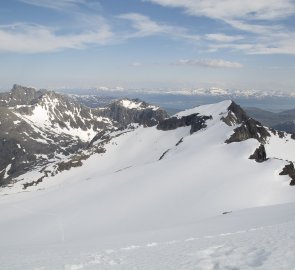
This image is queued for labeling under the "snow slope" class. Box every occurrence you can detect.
[1,100,295,269]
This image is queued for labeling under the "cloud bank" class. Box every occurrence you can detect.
[175,59,243,68]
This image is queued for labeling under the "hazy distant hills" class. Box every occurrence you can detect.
[58,86,295,99]
[245,107,295,133]
[57,87,295,113]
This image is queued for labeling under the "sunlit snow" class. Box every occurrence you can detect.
[1,101,295,269]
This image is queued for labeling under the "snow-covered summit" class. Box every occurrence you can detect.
[175,100,232,118]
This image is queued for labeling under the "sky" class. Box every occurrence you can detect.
[0,0,295,92]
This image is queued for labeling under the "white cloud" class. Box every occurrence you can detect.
[19,0,103,30]
[0,0,112,53]
[223,19,283,35]
[144,0,295,22]
[144,0,295,55]
[118,13,199,41]
[131,62,143,67]
[205,33,244,42]
[0,23,113,53]
[119,13,168,37]
[174,59,243,68]
[10,0,295,55]
[19,0,98,12]
[208,32,295,55]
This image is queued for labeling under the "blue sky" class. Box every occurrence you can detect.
[0,0,295,92]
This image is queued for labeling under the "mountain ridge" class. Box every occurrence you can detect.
[0,85,168,186]
[0,86,294,195]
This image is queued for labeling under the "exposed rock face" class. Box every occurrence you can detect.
[224,102,295,185]
[222,101,249,126]
[279,163,295,186]
[157,113,212,134]
[0,85,119,185]
[249,144,267,163]
[225,119,270,144]
[224,102,270,144]
[100,99,169,128]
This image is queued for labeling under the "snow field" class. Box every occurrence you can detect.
[1,100,295,269]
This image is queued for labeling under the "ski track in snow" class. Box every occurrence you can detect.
[2,219,295,270]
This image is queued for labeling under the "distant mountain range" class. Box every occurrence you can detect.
[58,86,295,99]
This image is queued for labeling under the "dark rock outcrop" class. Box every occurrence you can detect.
[249,144,267,162]
[159,149,170,160]
[222,101,249,126]
[175,138,183,146]
[279,162,295,186]
[157,113,212,134]
[224,102,270,144]
[23,177,45,189]
[222,102,270,143]
[225,118,270,144]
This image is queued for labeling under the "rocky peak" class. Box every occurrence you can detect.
[280,163,295,185]
[222,101,249,126]
[224,101,271,144]
[100,98,169,127]
[249,144,267,162]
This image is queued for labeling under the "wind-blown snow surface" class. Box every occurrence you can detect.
[1,100,295,269]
